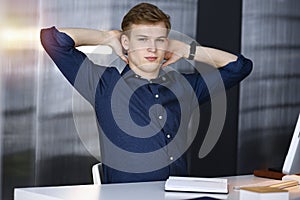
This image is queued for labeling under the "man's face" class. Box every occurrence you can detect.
[122,22,168,79]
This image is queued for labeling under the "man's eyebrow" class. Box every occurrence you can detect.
[135,35,167,38]
[135,35,148,37]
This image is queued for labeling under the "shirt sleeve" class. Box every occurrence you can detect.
[185,54,253,104]
[40,26,113,105]
[218,54,253,89]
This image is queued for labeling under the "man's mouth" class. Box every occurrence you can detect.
[145,56,158,62]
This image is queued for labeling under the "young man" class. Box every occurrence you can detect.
[41,3,252,184]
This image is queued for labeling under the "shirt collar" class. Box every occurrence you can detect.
[121,65,172,84]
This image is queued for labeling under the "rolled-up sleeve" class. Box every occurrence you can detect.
[40,26,110,105]
[40,26,88,84]
[185,54,253,104]
[219,54,253,89]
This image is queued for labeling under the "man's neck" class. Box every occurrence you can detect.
[129,65,160,80]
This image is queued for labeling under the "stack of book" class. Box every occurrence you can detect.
[239,180,298,200]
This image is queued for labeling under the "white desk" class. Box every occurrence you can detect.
[14,175,300,200]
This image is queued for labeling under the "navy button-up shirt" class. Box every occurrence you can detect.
[40,27,252,184]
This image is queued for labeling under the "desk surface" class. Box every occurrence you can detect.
[14,175,300,200]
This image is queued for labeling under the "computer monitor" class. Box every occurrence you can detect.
[282,113,300,174]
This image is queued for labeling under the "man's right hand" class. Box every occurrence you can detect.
[105,30,128,64]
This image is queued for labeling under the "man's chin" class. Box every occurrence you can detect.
[140,63,161,71]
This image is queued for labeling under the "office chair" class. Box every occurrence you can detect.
[92,162,103,184]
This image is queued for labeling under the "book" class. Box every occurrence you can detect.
[253,169,285,180]
[235,179,299,190]
[164,176,228,194]
[239,180,298,200]
[282,174,300,183]
[239,186,288,200]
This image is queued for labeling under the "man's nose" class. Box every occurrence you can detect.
[147,40,157,52]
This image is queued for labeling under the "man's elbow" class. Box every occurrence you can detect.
[243,58,253,77]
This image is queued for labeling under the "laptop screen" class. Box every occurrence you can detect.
[282,113,300,174]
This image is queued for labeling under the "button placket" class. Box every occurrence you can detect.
[148,84,164,125]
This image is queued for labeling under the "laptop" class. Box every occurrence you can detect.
[250,114,300,186]
[282,113,300,175]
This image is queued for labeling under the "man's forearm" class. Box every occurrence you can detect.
[58,28,110,47]
[163,40,237,68]
[192,46,238,68]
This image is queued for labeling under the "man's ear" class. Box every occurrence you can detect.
[121,34,129,51]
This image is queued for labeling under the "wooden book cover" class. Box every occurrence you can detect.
[240,186,288,200]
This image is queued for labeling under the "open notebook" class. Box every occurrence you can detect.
[165,176,228,194]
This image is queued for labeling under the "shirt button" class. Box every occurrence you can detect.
[166,134,171,139]
[158,115,163,120]
[170,156,174,161]
[162,76,166,81]
[155,94,159,98]
[135,74,139,78]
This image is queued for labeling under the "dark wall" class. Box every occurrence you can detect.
[188,0,242,177]
[237,0,300,174]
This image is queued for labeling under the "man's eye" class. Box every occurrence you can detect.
[156,39,165,43]
[138,38,147,41]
